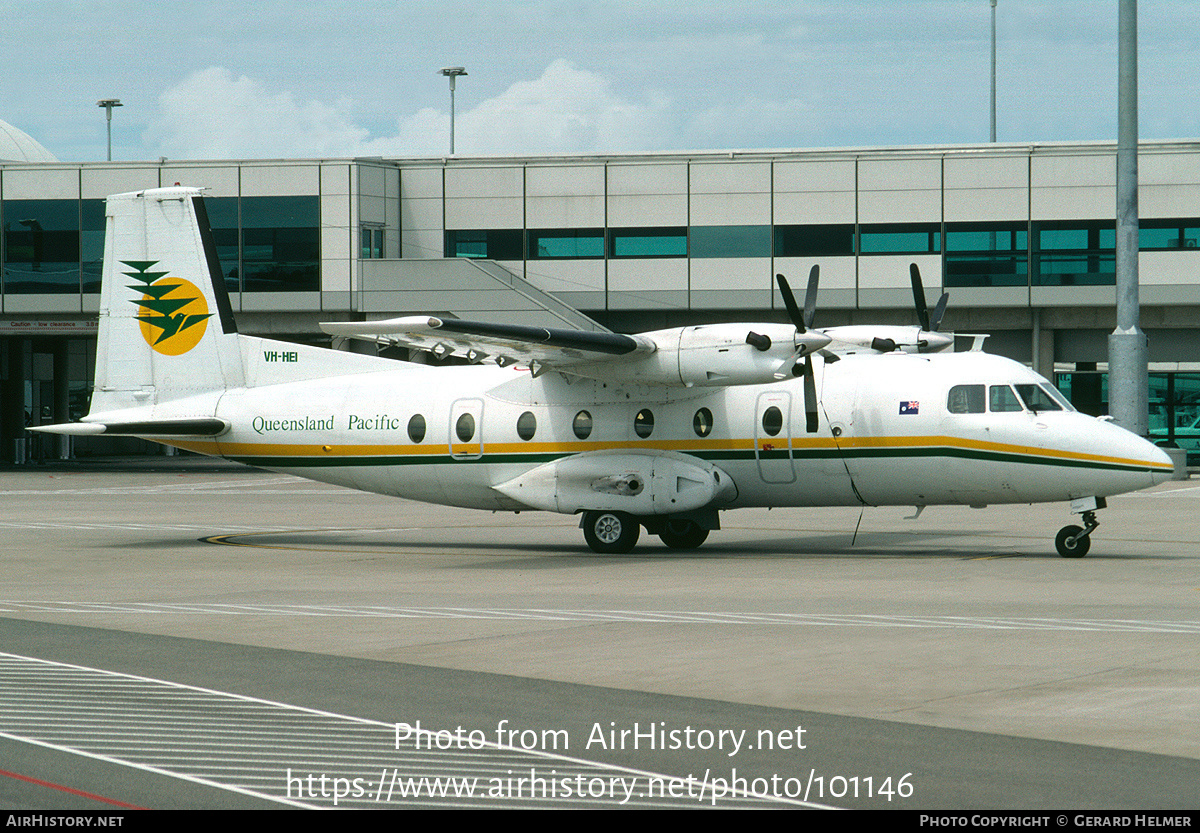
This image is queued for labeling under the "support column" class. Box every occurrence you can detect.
[1031,309,1055,380]
[53,341,70,459]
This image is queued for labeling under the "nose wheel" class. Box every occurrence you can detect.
[1055,510,1099,558]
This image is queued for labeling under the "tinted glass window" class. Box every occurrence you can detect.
[989,385,1023,412]
[634,409,654,438]
[948,384,985,414]
[943,222,1029,288]
[80,199,106,293]
[1039,383,1075,411]
[859,223,941,254]
[608,227,687,258]
[693,408,714,437]
[762,406,783,436]
[516,411,537,440]
[1015,384,1062,413]
[455,412,476,442]
[1032,220,1115,286]
[408,414,426,443]
[1139,220,1200,251]
[2,199,80,294]
[528,229,604,259]
[445,229,523,260]
[773,224,854,257]
[240,195,320,292]
[572,410,593,440]
[690,225,771,258]
[202,196,241,293]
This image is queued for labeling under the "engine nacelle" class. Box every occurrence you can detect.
[574,323,828,387]
[823,325,953,355]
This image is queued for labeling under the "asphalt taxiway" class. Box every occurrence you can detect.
[0,463,1197,809]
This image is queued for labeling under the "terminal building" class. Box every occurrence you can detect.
[2,116,1198,460]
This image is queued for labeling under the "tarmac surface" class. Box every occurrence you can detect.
[0,458,1197,810]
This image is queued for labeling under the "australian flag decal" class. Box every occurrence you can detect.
[899,401,920,415]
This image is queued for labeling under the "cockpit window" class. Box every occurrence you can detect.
[1015,384,1063,413]
[948,384,985,414]
[989,385,1023,412]
[1040,383,1075,411]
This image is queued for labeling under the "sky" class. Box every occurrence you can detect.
[4,1,1200,163]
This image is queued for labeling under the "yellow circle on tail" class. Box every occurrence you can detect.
[137,278,211,356]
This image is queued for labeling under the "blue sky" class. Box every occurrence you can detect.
[4,1,1199,162]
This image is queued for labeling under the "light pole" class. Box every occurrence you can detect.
[990,0,997,142]
[97,99,122,162]
[437,67,467,154]
[1109,0,1147,436]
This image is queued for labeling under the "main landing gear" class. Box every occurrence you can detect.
[580,511,713,553]
[581,510,640,554]
[1054,497,1105,558]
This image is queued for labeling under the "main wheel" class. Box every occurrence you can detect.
[582,511,640,554]
[658,519,709,550]
[1055,524,1090,558]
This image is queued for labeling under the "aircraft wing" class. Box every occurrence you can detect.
[321,316,656,372]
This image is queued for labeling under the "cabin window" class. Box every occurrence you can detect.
[455,412,476,443]
[634,409,655,438]
[761,405,784,436]
[408,414,426,443]
[517,411,537,441]
[572,410,593,440]
[693,407,714,437]
[989,385,1023,412]
[948,384,985,414]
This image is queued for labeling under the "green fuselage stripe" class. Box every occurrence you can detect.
[227,444,1158,474]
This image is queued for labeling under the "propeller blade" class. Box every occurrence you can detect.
[775,273,806,333]
[929,291,949,332]
[803,356,819,433]
[910,263,930,333]
[803,265,819,330]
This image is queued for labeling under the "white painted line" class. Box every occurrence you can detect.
[1,652,824,809]
[3,602,1198,633]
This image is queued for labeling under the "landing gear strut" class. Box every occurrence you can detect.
[1055,510,1099,558]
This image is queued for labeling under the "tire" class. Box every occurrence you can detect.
[583,511,640,554]
[658,519,710,550]
[1055,524,1090,558]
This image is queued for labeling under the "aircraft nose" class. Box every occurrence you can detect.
[1094,419,1176,493]
[1147,441,1177,485]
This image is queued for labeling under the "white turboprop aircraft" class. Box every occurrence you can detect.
[35,187,1173,557]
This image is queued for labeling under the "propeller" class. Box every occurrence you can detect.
[910,263,949,351]
[775,267,822,433]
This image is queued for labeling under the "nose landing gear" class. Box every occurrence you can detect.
[1055,497,1106,558]
[1055,511,1098,558]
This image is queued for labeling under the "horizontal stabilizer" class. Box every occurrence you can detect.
[30,418,229,437]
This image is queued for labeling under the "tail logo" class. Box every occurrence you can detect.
[123,260,213,356]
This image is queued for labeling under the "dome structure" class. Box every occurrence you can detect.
[0,118,58,163]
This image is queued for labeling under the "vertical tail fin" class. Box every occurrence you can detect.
[91,187,244,414]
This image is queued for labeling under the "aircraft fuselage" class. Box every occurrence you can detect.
[166,349,1168,515]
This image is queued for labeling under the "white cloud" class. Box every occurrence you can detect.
[452,59,673,155]
[144,67,369,159]
[145,61,674,159]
